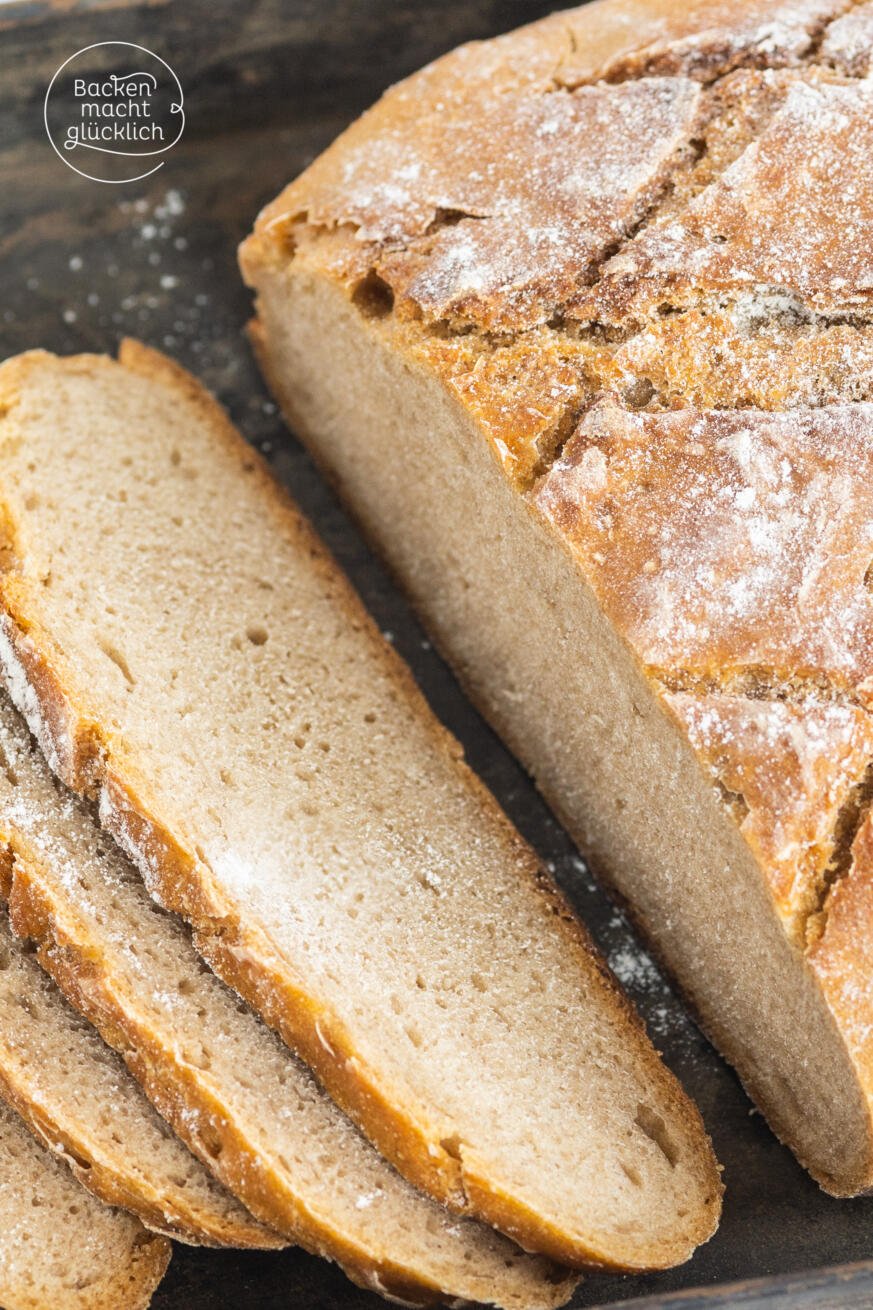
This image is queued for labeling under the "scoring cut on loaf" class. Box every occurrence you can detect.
[0,694,577,1310]
[0,339,720,1272]
[0,1096,169,1310]
[240,0,873,1194]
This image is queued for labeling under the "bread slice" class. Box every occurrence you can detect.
[0,907,279,1250]
[0,340,719,1271]
[0,693,577,1309]
[0,1096,169,1310]
[240,0,873,1195]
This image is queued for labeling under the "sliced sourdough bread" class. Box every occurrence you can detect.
[0,907,279,1249]
[0,694,577,1310]
[0,340,720,1270]
[240,0,873,1194]
[0,1096,169,1310]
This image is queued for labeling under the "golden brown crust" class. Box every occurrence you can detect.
[534,399,873,704]
[0,861,280,1253]
[249,313,596,493]
[0,340,720,1273]
[399,328,607,487]
[242,0,853,338]
[808,815,873,1132]
[245,0,842,242]
[580,78,873,325]
[0,824,276,1252]
[662,693,873,945]
[252,77,704,336]
[609,311,873,410]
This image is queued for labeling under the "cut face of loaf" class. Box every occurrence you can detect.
[0,340,720,1272]
[0,908,279,1249]
[0,698,577,1310]
[240,0,873,1194]
[0,1097,169,1310]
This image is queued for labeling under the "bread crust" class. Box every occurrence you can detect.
[0,338,721,1273]
[240,0,873,1197]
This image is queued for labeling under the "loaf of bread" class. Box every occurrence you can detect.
[241,0,873,1196]
[0,907,278,1248]
[0,694,576,1309]
[0,1096,169,1310]
[0,339,720,1271]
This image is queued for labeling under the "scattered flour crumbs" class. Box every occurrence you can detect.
[607,920,698,1053]
[28,187,280,451]
[559,855,699,1053]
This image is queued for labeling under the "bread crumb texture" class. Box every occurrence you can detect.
[0,1098,169,1310]
[244,0,873,1126]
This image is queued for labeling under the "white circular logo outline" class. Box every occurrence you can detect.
[44,41,185,184]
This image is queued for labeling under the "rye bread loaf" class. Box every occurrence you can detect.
[0,339,719,1271]
[0,905,279,1249]
[0,696,576,1309]
[240,0,873,1195]
[0,1096,169,1310]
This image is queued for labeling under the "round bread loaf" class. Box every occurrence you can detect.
[241,0,873,1197]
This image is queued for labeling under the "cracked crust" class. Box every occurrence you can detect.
[580,76,873,325]
[242,0,873,1193]
[608,310,873,409]
[662,694,873,946]
[252,76,705,335]
[534,399,873,703]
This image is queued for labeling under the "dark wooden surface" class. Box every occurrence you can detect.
[1,1,873,1306]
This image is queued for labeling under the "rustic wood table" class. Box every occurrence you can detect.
[2,1,872,1305]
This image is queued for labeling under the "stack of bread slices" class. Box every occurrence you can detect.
[0,331,721,1308]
